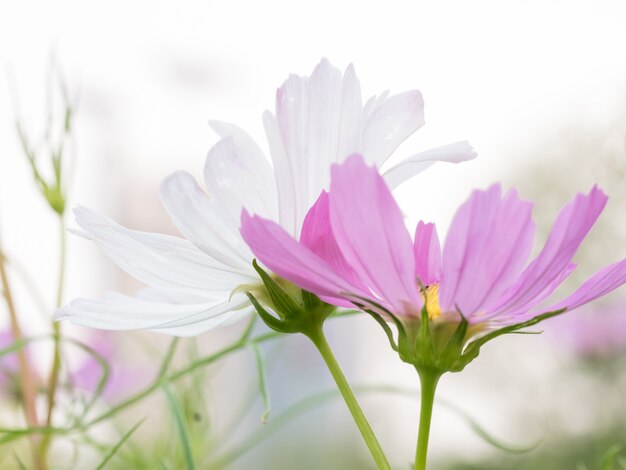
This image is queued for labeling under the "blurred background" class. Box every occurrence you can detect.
[1,0,625,468]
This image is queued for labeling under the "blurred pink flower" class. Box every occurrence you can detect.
[70,332,147,402]
[0,330,37,399]
[549,303,626,359]
[0,329,142,403]
[58,59,475,336]
[241,155,626,337]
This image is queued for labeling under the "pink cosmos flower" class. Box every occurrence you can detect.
[241,155,626,345]
[58,59,475,337]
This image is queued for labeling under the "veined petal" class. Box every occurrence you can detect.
[413,221,442,286]
[57,292,249,337]
[362,90,424,166]
[440,185,535,317]
[483,263,577,324]
[267,59,363,237]
[300,191,369,304]
[539,259,626,314]
[383,141,477,189]
[240,210,370,307]
[263,110,297,236]
[490,186,608,317]
[205,121,278,220]
[329,154,422,314]
[73,207,255,296]
[160,171,254,271]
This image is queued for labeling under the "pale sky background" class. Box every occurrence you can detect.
[0,0,625,466]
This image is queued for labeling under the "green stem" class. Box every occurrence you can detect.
[414,369,440,470]
[306,326,390,470]
[0,250,46,470]
[40,216,66,456]
[87,332,279,428]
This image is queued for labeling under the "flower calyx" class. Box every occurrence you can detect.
[364,288,568,375]
[246,260,336,336]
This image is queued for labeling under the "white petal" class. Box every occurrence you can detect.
[263,110,296,235]
[362,90,425,166]
[57,292,250,337]
[160,171,254,271]
[266,59,363,236]
[73,207,255,297]
[382,141,477,189]
[205,121,278,220]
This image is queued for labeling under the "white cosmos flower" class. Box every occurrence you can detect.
[57,59,476,336]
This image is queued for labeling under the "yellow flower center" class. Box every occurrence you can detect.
[421,284,442,320]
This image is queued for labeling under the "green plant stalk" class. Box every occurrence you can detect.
[40,216,66,457]
[414,369,440,470]
[0,251,46,470]
[87,331,279,428]
[0,331,281,444]
[306,325,391,470]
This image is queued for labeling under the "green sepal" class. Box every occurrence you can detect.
[416,304,433,357]
[301,289,320,309]
[439,314,469,370]
[350,295,407,338]
[460,308,567,367]
[252,259,301,319]
[364,309,399,351]
[247,260,336,336]
[245,292,295,333]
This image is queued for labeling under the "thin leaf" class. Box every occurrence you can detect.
[238,315,258,342]
[364,309,398,351]
[95,418,145,470]
[12,451,27,470]
[163,386,196,470]
[158,338,180,377]
[208,383,539,469]
[463,309,566,361]
[0,331,283,444]
[602,445,623,470]
[252,343,271,423]
[438,398,540,453]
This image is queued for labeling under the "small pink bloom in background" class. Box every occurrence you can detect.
[0,329,143,404]
[70,331,148,402]
[0,330,38,400]
[241,155,626,336]
[549,303,626,359]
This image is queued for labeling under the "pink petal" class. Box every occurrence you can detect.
[439,185,535,317]
[240,210,368,307]
[300,192,369,301]
[540,258,626,313]
[485,263,576,325]
[489,186,608,318]
[413,221,442,286]
[329,154,422,315]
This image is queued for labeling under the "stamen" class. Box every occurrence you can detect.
[421,284,442,320]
